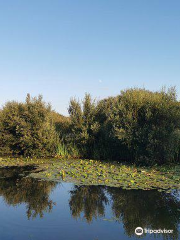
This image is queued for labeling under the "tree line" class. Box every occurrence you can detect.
[0,88,180,165]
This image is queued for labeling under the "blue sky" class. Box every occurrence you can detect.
[0,0,180,115]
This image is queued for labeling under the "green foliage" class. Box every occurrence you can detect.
[51,111,71,138]
[68,93,100,157]
[8,157,179,192]
[0,87,180,165]
[56,143,80,158]
[0,94,59,157]
[110,88,180,164]
[56,143,69,158]
[68,88,180,165]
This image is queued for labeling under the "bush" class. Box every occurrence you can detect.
[0,94,59,157]
[68,88,180,165]
[107,87,180,164]
[68,93,100,158]
[1,88,180,165]
[94,96,131,161]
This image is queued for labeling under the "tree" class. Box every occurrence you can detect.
[0,94,59,157]
[68,93,100,157]
[110,88,180,164]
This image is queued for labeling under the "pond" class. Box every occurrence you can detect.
[0,166,180,240]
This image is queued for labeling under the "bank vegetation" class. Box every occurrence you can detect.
[0,88,180,166]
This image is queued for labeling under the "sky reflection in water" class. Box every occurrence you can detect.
[0,166,179,240]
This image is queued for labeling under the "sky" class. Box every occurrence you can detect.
[0,0,180,115]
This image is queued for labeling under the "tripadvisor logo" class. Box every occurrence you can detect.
[135,227,143,236]
[135,227,174,236]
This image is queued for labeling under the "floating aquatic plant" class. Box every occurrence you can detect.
[0,157,180,192]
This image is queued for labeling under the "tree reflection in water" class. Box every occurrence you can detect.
[0,166,57,219]
[0,167,180,239]
[69,185,109,223]
[69,185,180,239]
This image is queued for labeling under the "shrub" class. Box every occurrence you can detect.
[110,88,180,164]
[68,93,100,157]
[94,97,131,161]
[68,88,180,165]
[1,88,180,165]
[51,111,70,136]
[0,94,59,157]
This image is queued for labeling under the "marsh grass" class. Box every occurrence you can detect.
[56,143,80,159]
[56,143,69,158]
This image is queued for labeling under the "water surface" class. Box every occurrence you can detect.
[0,166,179,240]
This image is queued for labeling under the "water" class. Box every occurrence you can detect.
[0,166,180,240]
